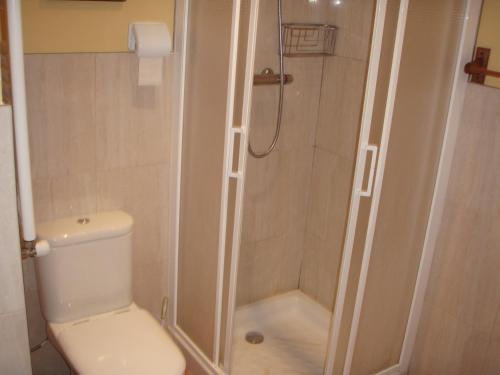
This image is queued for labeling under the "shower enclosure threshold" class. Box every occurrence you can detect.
[231,290,331,375]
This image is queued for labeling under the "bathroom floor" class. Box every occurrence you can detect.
[230,291,331,375]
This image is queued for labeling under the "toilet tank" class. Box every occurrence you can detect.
[35,211,134,323]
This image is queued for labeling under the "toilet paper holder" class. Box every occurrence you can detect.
[128,22,172,57]
[128,22,172,86]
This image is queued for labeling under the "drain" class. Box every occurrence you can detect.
[245,331,264,344]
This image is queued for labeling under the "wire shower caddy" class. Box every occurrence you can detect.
[282,23,337,57]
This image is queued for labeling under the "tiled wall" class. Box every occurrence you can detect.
[0,105,32,375]
[22,53,173,374]
[300,0,374,309]
[237,0,374,308]
[409,84,500,374]
[237,0,323,306]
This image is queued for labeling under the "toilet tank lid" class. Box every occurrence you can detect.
[37,211,133,247]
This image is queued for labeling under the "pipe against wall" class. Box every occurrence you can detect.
[7,0,50,257]
[7,0,35,242]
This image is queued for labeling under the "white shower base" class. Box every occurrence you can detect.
[230,290,332,375]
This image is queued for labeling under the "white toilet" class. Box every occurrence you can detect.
[35,210,186,375]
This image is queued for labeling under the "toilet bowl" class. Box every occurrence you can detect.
[35,211,185,375]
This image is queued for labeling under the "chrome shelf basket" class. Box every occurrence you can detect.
[282,23,337,57]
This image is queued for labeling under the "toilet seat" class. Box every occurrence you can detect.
[48,304,185,375]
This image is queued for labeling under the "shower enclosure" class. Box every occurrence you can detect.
[169,0,470,374]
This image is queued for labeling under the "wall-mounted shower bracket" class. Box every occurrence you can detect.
[253,68,293,86]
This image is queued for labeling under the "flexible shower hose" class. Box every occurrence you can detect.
[248,0,285,158]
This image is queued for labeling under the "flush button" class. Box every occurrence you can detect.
[77,217,90,225]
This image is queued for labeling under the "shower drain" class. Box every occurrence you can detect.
[245,331,264,344]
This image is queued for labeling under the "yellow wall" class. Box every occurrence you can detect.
[22,0,175,53]
[476,0,500,88]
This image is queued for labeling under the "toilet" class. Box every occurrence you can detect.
[35,210,186,375]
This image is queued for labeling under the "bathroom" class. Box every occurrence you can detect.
[0,0,499,374]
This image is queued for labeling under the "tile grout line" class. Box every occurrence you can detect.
[297,55,327,291]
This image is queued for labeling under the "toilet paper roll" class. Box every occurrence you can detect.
[130,23,172,57]
[138,57,163,86]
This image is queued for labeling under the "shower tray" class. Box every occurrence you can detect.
[231,290,331,375]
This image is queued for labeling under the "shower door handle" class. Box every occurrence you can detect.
[228,127,244,179]
[359,144,378,198]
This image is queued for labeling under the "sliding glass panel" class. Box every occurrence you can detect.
[230,0,379,374]
[349,0,467,373]
[218,0,252,368]
[177,0,235,358]
[330,0,402,372]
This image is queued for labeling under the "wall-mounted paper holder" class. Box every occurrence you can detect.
[128,22,172,56]
[128,22,172,86]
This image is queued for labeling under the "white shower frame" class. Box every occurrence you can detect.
[167,0,483,374]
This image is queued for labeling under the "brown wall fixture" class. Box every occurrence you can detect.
[464,47,500,84]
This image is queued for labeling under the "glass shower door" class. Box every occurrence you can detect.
[336,0,469,374]
[175,0,238,362]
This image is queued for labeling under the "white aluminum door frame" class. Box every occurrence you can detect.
[221,0,260,371]
[167,0,247,373]
[341,0,410,373]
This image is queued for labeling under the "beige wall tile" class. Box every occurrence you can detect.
[326,0,375,61]
[300,148,354,309]
[96,165,169,316]
[299,234,343,309]
[133,260,166,321]
[448,85,500,218]
[96,164,168,213]
[51,173,97,219]
[239,0,373,310]
[95,53,171,170]
[25,54,96,180]
[482,340,500,375]
[279,58,323,149]
[492,295,500,343]
[32,179,53,222]
[420,203,481,323]
[410,84,500,374]
[315,56,367,160]
[237,235,286,306]
[410,304,459,375]
[447,325,489,375]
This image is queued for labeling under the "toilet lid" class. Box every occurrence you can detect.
[49,305,185,375]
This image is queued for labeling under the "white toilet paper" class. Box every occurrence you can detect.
[138,57,163,86]
[128,22,172,86]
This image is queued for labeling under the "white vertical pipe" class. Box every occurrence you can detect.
[7,0,36,242]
